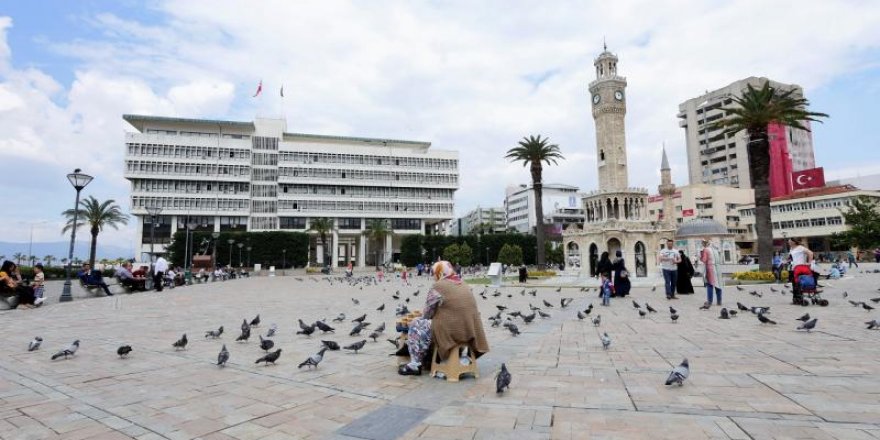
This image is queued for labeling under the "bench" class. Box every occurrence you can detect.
[79,278,134,296]
[0,291,19,310]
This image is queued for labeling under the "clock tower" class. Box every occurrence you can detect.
[589,46,628,191]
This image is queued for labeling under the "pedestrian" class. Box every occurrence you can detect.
[153,255,169,292]
[847,249,858,268]
[676,250,695,295]
[874,248,880,263]
[600,271,613,306]
[658,239,681,300]
[611,250,630,297]
[788,238,814,304]
[596,252,612,279]
[376,266,384,282]
[699,238,723,307]
[32,263,46,306]
[772,252,783,283]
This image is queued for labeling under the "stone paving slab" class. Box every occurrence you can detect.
[1,266,879,438]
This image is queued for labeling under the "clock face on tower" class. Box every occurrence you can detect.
[592,94,601,105]
[614,90,624,101]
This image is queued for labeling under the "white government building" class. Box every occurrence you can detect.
[123,115,458,267]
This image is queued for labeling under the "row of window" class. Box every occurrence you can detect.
[127,143,250,161]
[278,167,458,185]
[144,129,250,140]
[277,199,452,214]
[278,152,456,170]
[131,179,251,195]
[278,184,454,200]
[739,197,858,217]
[126,161,251,177]
[133,197,250,211]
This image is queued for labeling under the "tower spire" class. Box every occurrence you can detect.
[661,144,670,170]
[603,36,607,51]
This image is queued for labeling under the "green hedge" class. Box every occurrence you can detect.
[166,231,310,269]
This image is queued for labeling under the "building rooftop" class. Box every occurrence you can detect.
[770,185,860,202]
[123,114,255,131]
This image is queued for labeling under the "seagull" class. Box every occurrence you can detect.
[172,334,188,350]
[298,347,328,369]
[249,314,261,328]
[796,313,811,322]
[797,318,818,332]
[592,315,601,327]
[117,345,132,358]
[259,335,274,352]
[51,340,80,360]
[601,332,611,350]
[321,340,341,350]
[28,336,42,352]
[255,349,282,366]
[496,363,511,393]
[205,326,224,339]
[217,344,229,366]
[344,340,367,353]
[665,358,690,386]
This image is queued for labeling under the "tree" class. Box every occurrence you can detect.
[442,244,461,265]
[545,242,564,265]
[458,242,473,266]
[400,234,424,267]
[365,218,390,266]
[62,196,129,268]
[832,196,880,249]
[497,244,524,266]
[505,134,564,267]
[308,217,334,266]
[43,255,55,267]
[12,252,24,266]
[714,82,827,271]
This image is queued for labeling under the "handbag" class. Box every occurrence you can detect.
[620,270,629,279]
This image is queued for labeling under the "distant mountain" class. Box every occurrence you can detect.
[0,241,134,264]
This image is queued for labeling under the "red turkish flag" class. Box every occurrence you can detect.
[792,167,825,190]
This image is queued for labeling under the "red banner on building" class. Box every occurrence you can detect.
[792,167,825,191]
[682,209,694,217]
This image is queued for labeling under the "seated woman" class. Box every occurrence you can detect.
[0,260,37,309]
[399,261,490,376]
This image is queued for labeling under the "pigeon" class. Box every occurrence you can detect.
[374,322,386,334]
[538,310,551,318]
[601,332,611,350]
[255,349,282,365]
[646,304,657,313]
[555,287,562,293]
[377,303,385,312]
[266,324,278,338]
[699,303,711,310]
[632,300,641,309]
[561,298,573,308]
[332,313,346,322]
[321,340,341,350]
[117,345,133,358]
[866,319,880,330]
[737,302,749,311]
[259,335,275,352]
[863,303,875,311]
[507,323,520,336]
[233,324,250,341]
[770,287,777,293]
[369,330,382,341]
[315,321,335,333]
[638,309,646,318]
[797,318,818,332]
[28,336,42,352]
[298,347,328,369]
[352,314,367,323]
[172,334,188,350]
[298,319,313,331]
[665,358,690,386]
[842,291,848,298]
[51,340,80,360]
[728,310,738,317]
[652,286,657,292]
[217,344,229,366]
[413,290,420,296]
[796,313,811,322]
[543,300,554,308]
[749,290,763,298]
[870,298,880,303]
[528,303,540,311]
[757,314,777,325]
[671,313,679,323]
[583,307,592,316]
[350,322,369,336]
[241,319,250,333]
[296,323,316,337]
[522,313,536,324]
[351,298,360,305]
[496,305,507,311]
[719,308,729,319]
[592,315,601,327]
[577,310,586,320]
[205,326,224,339]
[751,306,770,315]
[669,306,677,314]
[507,311,522,318]
[496,363,511,393]
[250,314,261,328]
[344,340,367,353]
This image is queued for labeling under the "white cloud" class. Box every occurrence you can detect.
[1,0,880,246]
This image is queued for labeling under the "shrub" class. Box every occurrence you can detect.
[527,270,556,278]
[732,270,789,281]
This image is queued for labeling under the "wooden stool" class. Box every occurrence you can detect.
[430,344,478,382]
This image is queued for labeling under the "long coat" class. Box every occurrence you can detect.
[431,279,490,362]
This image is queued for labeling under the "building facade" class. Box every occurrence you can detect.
[678,77,815,195]
[123,115,458,267]
[458,206,506,235]
[647,183,755,245]
[564,47,674,279]
[504,183,580,234]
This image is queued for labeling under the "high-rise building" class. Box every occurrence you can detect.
[459,206,506,235]
[677,77,815,196]
[504,183,580,234]
[123,115,457,267]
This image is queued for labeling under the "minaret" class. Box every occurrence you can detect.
[589,46,628,191]
[658,147,676,227]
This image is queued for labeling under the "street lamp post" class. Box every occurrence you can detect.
[282,249,287,270]
[485,246,490,265]
[237,242,244,267]
[60,169,93,303]
[211,232,220,268]
[227,239,235,266]
[247,246,252,268]
[146,206,163,263]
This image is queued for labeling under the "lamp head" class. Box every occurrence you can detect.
[67,168,94,191]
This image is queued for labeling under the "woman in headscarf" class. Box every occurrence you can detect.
[611,250,631,297]
[596,252,612,279]
[399,261,490,376]
[699,238,724,307]
[676,250,695,294]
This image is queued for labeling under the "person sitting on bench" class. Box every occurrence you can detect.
[78,263,113,296]
[1,260,37,308]
[115,262,146,291]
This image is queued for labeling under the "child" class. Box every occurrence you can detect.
[376,267,384,283]
[32,263,46,306]
[600,272,613,306]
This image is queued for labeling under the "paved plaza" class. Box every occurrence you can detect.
[1,267,880,440]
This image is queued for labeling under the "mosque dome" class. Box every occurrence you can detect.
[675,218,731,238]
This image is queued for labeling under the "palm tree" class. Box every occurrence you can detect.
[713,81,827,271]
[62,196,129,268]
[505,135,565,266]
[43,255,55,267]
[364,219,390,266]
[309,217,334,266]
[61,257,69,268]
[12,252,24,266]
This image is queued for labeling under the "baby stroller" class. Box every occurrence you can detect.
[791,265,828,307]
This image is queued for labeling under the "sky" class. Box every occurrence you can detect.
[1,0,879,255]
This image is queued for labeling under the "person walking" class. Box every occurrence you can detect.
[611,250,630,297]
[153,255,169,292]
[658,239,680,300]
[847,249,858,268]
[596,252,613,280]
[699,238,723,308]
[771,253,783,283]
[676,250,695,295]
